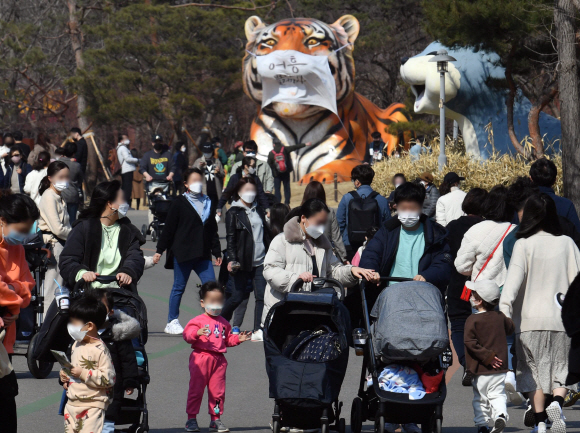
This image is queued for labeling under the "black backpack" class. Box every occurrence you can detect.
[347,190,381,245]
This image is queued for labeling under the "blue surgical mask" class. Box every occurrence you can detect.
[1,224,27,246]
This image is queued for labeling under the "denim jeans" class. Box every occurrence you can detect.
[221,265,266,331]
[274,173,291,205]
[450,317,467,368]
[102,420,115,433]
[67,203,79,224]
[168,257,216,322]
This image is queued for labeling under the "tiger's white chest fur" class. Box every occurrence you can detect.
[255,111,346,178]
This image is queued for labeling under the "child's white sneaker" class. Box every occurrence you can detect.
[251,329,264,342]
[505,372,524,405]
[546,401,566,433]
[164,319,184,335]
[490,414,506,433]
[531,422,547,433]
[210,419,230,432]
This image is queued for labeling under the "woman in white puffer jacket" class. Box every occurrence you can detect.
[262,198,376,327]
[455,186,516,287]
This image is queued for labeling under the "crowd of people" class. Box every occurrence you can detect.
[1,128,580,433]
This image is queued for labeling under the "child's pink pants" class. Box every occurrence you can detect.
[187,350,227,420]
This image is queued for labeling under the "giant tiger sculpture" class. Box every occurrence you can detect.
[243,16,408,182]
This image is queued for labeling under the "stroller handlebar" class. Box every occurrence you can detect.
[73,275,119,292]
[290,277,346,300]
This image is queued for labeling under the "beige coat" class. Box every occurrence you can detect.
[262,217,358,326]
[500,231,580,333]
[38,188,72,244]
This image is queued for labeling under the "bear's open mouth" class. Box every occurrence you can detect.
[411,84,426,102]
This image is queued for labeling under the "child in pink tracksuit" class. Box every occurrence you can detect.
[182,281,251,432]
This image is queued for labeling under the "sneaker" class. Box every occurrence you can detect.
[251,329,264,342]
[505,372,523,405]
[531,422,547,433]
[523,402,535,427]
[385,424,399,433]
[546,401,566,433]
[555,293,565,310]
[164,319,184,335]
[490,414,506,433]
[402,423,422,433]
[185,418,200,432]
[231,326,240,335]
[209,419,230,432]
[462,369,474,387]
[564,390,580,407]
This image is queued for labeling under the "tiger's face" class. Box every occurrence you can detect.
[243,16,360,119]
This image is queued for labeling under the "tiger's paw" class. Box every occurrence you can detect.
[299,159,362,184]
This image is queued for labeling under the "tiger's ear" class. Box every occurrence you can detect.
[330,15,360,50]
[245,16,266,43]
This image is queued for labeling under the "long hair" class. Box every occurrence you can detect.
[301,181,326,205]
[78,180,122,219]
[33,151,51,171]
[39,161,69,196]
[517,193,563,239]
[36,132,51,151]
[269,203,290,236]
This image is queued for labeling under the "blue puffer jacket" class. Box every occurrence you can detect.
[359,214,453,291]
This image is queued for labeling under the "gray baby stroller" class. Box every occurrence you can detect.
[351,277,451,433]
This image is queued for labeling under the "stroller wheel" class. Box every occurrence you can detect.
[338,418,346,433]
[350,397,363,433]
[27,333,54,379]
[272,420,280,433]
[434,419,442,433]
[374,415,384,433]
[151,229,157,242]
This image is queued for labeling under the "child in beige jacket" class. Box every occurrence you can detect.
[59,295,116,433]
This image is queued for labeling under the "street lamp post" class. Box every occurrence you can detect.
[429,49,457,171]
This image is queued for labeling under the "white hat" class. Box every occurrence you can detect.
[465,280,500,304]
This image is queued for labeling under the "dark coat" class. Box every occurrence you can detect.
[100,310,140,422]
[538,186,580,231]
[155,195,221,267]
[217,172,270,210]
[2,162,32,192]
[562,272,580,385]
[446,215,485,320]
[74,137,88,173]
[267,142,306,176]
[59,217,145,289]
[225,204,272,272]
[360,214,453,291]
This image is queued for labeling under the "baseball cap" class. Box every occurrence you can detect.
[465,280,500,304]
[371,131,381,139]
[152,134,163,142]
[419,172,434,183]
[201,142,214,153]
[234,141,244,149]
[443,172,465,184]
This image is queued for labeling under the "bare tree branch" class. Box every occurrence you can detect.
[171,2,273,11]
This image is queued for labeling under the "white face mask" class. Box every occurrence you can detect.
[246,152,256,158]
[204,303,223,316]
[398,211,421,228]
[181,146,186,153]
[203,152,213,159]
[68,323,88,342]
[123,139,130,146]
[247,166,256,175]
[189,182,203,194]
[420,180,428,188]
[113,202,130,217]
[53,181,69,191]
[240,191,256,204]
[469,296,479,308]
[395,182,403,188]
[305,220,325,239]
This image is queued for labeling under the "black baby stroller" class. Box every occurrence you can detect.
[350,277,451,433]
[8,233,54,378]
[141,181,173,242]
[32,275,150,432]
[264,277,351,433]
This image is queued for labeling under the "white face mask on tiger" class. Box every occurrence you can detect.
[256,50,338,116]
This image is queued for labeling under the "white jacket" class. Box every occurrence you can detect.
[500,231,580,333]
[116,144,138,174]
[436,187,466,227]
[262,217,358,326]
[24,168,47,205]
[455,221,515,287]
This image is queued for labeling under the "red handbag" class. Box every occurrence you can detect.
[460,224,513,301]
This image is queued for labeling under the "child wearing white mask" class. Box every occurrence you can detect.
[182,282,251,432]
[59,295,115,433]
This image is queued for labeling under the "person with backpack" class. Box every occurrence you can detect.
[267,136,311,205]
[336,164,391,261]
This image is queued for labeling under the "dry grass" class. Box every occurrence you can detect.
[371,138,562,198]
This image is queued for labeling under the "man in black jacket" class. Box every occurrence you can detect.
[70,127,88,174]
[217,156,270,215]
[12,131,31,161]
[267,136,311,205]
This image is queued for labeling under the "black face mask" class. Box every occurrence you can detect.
[154,143,163,152]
